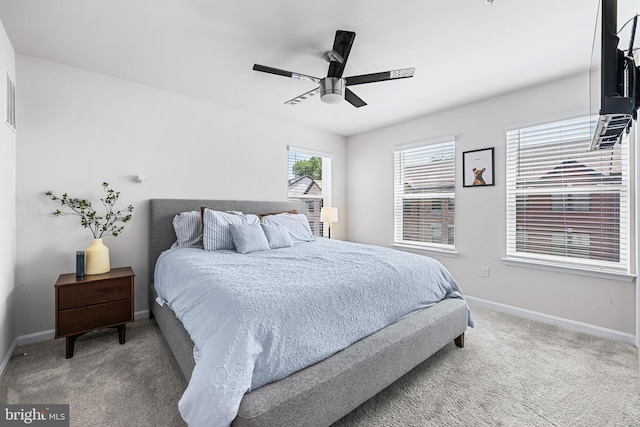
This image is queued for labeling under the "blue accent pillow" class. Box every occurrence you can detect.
[229,223,271,254]
[261,223,294,249]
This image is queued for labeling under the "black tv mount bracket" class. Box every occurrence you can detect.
[591,13,639,151]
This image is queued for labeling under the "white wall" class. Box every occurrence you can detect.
[0,18,16,370]
[15,55,346,337]
[346,72,637,335]
[12,55,637,340]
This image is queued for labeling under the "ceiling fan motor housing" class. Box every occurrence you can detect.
[320,77,345,104]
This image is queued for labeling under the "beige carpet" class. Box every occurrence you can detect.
[1,320,187,426]
[1,307,638,427]
[334,307,640,427]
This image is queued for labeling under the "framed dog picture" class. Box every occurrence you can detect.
[463,147,495,187]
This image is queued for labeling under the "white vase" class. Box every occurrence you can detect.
[85,238,110,275]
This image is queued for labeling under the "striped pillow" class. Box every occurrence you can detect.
[172,211,203,247]
[202,208,259,251]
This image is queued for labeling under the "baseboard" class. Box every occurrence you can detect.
[134,309,150,320]
[466,296,637,346]
[0,337,18,380]
[12,310,151,347]
[17,329,55,346]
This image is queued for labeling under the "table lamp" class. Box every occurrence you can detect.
[320,207,338,239]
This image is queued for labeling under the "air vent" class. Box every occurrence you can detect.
[6,72,15,131]
[589,113,632,151]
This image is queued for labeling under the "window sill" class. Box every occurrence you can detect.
[393,244,458,258]
[501,257,636,282]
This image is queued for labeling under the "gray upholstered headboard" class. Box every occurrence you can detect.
[148,198,308,291]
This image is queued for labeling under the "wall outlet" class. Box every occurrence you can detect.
[481,266,490,278]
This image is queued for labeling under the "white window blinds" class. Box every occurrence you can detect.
[506,115,629,273]
[287,147,332,237]
[394,138,456,249]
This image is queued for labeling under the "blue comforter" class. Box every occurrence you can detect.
[154,238,472,427]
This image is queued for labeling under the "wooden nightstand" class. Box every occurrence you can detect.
[54,266,135,358]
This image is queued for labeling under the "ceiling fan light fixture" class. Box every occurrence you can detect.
[320,77,345,104]
[253,30,414,108]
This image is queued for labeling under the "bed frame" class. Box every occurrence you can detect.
[149,199,469,427]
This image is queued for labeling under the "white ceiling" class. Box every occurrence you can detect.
[0,0,636,137]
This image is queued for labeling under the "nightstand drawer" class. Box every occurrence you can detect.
[58,277,132,310]
[57,299,133,337]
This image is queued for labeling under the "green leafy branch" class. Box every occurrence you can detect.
[45,182,134,238]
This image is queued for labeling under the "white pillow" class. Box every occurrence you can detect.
[202,209,259,251]
[229,223,271,254]
[172,211,203,247]
[260,213,315,244]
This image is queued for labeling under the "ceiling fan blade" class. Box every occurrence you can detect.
[327,30,356,78]
[253,64,321,83]
[344,88,367,108]
[284,87,320,106]
[345,68,415,86]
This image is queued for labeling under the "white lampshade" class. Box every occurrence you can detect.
[320,207,339,223]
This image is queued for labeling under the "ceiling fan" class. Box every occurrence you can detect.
[253,30,415,108]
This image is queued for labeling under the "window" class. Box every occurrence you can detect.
[550,194,590,211]
[306,201,315,213]
[550,231,591,259]
[506,114,629,273]
[394,137,455,250]
[431,224,443,243]
[447,224,455,245]
[287,147,332,237]
[6,72,16,131]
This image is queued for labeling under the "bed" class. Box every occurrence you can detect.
[149,199,472,427]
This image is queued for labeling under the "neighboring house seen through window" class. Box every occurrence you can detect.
[288,147,332,237]
[505,114,629,274]
[394,137,456,250]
